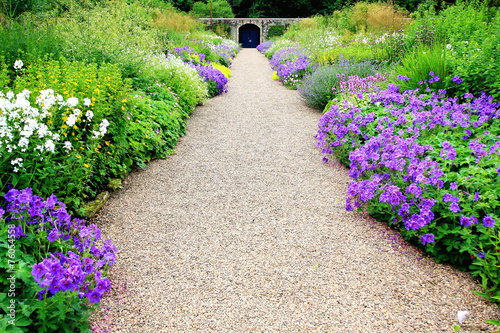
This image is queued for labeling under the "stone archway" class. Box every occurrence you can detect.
[238,24,260,48]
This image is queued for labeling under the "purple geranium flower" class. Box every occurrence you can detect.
[483,215,495,228]
[420,233,435,245]
[450,202,461,213]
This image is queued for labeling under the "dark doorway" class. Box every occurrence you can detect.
[239,24,260,48]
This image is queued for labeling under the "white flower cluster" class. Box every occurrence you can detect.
[92,119,110,138]
[14,60,23,70]
[375,32,407,45]
[0,89,108,161]
[315,31,342,49]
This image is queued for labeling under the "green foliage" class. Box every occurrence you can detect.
[0,20,63,68]
[267,24,285,39]
[191,0,234,18]
[396,43,448,92]
[54,1,162,79]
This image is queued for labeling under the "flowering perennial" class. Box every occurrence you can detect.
[317,74,500,254]
[3,187,116,303]
[269,47,315,87]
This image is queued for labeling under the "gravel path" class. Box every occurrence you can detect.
[91,49,499,332]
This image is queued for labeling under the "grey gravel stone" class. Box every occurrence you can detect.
[90,49,500,332]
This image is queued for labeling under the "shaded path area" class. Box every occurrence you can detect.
[92,49,499,332]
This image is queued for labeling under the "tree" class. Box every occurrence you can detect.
[190,0,235,18]
[170,0,194,12]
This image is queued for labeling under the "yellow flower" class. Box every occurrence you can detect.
[72,132,75,136]
[47,120,53,125]
[105,141,110,146]
[97,144,102,149]
[107,152,112,155]
[84,163,89,168]
[76,155,81,159]
[73,125,78,130]
[80,147,84,150]
[94,148,99,153]
[121,99,127,103]
[62,132,67,137]
[121,106,125,110]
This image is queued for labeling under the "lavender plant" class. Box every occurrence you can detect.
[297,56,381,110]
[0,188,116,331]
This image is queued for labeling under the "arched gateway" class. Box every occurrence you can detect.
[199,18,302,47]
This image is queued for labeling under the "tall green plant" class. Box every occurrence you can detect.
[396,43,448,92]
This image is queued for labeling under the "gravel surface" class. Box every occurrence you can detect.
[91,49,500,332]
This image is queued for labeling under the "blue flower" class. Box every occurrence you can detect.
[478,252,486,259]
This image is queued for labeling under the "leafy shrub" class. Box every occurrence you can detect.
[318,45,374,64]
[0,188,116,332]
[142,54,208,112]
[444,15,500,100]
[298,57,380,110]
[267,24,285,39]
[0,20,63,68]
[55,1,162,78]
[10,59,132,202]
[317,75,500,302]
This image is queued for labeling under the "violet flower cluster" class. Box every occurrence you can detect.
[317,73,500,245]
[269,47,316,86]
[169,45,205,65]
[193,63,228,97]
[2,188,116,303]
[257,41,274,53]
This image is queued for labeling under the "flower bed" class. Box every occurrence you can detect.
[0,188,115,331]
[317,74,500,302]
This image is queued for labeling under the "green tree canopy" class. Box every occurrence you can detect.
[190,0,234,18]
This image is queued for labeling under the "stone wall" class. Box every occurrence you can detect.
[198,18,302,45]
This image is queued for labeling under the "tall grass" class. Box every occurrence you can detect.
[396,43,448,92]
[152,8,201,33]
